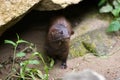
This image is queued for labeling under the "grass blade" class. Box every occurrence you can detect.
[4,40,16,47]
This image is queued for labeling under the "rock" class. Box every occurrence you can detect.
[63,69,106,80]
[34,0,62,11]
[0,0,41,36]
[70,10,114,57]
[70,40,88,57]
[116,78,120,80]
[70,26,116,57]
[35,0,83,11]
[0,0,83,37]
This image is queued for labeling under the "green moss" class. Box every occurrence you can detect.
[82,41,99,56]
[70,41,88,57]
[82,41,97,53]
[70,36,99,57]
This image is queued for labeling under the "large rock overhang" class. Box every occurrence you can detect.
[0,0,82,36]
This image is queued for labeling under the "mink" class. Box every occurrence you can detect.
[46,16,74,69]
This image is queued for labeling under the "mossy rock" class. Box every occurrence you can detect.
[70,27,116,57]
[82,41,97,53]
[70,40,88,57]
[70,39,98,57]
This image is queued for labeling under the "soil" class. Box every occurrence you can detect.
[0,1,120,80]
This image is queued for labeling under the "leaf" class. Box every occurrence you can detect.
[50,59,54,68]
[29,72,36,80]
[25,67,31,72]
[99,3,113,13]
[98,0,106,6]
[32,52,39,56]
[16,52,26,57]
[16,33,20,40]
[116,17,120,21]
[20,68,25,79]
[112,0,120,17]
[44,65,49,73]
[16,39,29,44]
[112,8,120,17]
[4,40,16,47]
[107,20,120,32]
[113,0,120,9]
[20,61,29,66]
[37,53,46,65]
[117,0,120,3]
[37,70,44,79]
[28,60,40,65]
[43,74,49,80]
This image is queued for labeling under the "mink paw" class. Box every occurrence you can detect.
[61,63,67,69]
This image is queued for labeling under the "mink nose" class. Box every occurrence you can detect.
[63,33,70,39]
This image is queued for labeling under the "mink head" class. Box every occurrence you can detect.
[48,24,70,49]
[49,24,70,41]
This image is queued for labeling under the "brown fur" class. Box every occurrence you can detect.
[46,16,74,69]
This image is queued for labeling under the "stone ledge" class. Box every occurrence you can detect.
[0,0,41,36]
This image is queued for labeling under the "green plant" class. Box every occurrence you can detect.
[5,34,28,69]
[99,0,120,32]
[4,34,54,80]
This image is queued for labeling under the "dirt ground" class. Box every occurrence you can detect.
[0,1,120,80]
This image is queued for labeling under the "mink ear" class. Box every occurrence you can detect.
[71,30,74,35]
